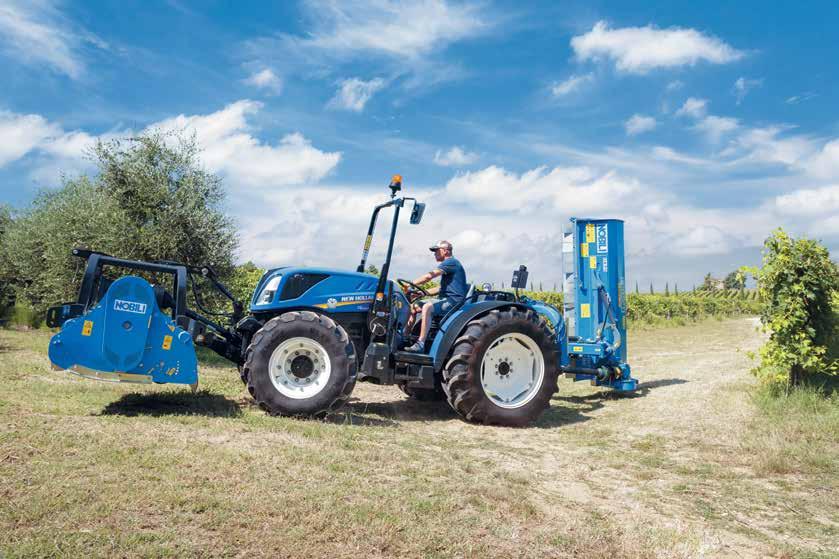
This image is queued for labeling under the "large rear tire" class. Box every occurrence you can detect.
[442,308,558,426]
[242,311,356,417]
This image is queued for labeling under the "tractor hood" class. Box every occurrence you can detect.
[250,267,381,313]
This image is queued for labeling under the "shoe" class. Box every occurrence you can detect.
[404,341,425,352]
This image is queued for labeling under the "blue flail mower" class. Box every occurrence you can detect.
[48,276,198,387]
[558,218,638,392]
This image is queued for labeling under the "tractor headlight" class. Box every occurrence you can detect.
[257,275,282,305]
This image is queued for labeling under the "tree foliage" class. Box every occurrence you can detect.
[723,270,746,290]
[1,132,238,316]
[0,205,14,319]
[744,229,839,388]
[227,262,266,305]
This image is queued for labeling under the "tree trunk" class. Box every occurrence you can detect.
[790,364,804,387]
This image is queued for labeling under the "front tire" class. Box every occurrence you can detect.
[243,311,356,417]
[442,308,558,426]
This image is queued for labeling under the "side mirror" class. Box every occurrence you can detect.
[409,202,426,225]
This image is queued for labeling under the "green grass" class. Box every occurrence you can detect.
[745,379,839,476]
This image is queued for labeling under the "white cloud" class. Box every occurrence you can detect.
[786,92,817,105]
[733,76,762,104]
[774,184,839,217]
[433,146,479,167]
[244,1,493,95]
[0,0,105,79]
[665,80,684,92]
[444,165,642,215]
[669,225,731,256]
[0,110,60,166]
[675,97,708,118]
[693,115,739,143]
[328,77,386,112]
[243,68,283,95]
[805,139,839,180]
[299,0,490,61]
[0,101,342,191]
[571,21,744,74]
[727,126,815,167]
[550,73,593,97]
[625,114,657,136]
[151,100,342,187]
[650,146,709,166]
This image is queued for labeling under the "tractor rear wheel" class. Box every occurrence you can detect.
[243,311,356,418]
[442,308,558,426]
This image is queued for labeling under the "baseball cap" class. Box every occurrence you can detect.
[429,240,452,252]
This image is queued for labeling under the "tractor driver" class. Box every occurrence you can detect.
[404,240,467,352]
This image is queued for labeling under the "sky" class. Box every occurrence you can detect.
[1,0,839,290]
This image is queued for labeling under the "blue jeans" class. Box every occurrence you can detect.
[430,297,460,319]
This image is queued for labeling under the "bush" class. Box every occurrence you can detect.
[745,229,839,388]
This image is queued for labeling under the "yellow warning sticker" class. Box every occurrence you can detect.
[82,320,93,336]
[572,345,584,353]
[364,235,372,251]
[580,303,590,318]
[586,223,595,243]
[162,335,173,350]
[589,256,597,269]
[581,243,589,257]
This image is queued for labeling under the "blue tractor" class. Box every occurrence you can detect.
[46,176,637,426]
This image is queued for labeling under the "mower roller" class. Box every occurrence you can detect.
[46,175,637,426]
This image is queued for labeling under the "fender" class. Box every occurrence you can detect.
[430,300,532,371]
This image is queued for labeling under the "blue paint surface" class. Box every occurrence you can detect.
[49,276,198,385]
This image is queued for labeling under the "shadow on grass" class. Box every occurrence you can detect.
[535,377,688,428]
[327,396,456,427]
[538,395,602,428]
[636,377,688,394]
[99,389,242,418]
[803,372,839,396]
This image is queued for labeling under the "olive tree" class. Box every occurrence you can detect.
[0,205,14,319]
[3,132,238,315]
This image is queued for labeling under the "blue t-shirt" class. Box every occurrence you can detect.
[437,257,467,302]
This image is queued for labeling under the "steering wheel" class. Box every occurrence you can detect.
[397,278,430,303]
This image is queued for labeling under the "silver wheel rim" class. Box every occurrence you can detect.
[268,337,332,399]
[480,332,545,409]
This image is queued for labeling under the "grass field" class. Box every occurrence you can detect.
[1,319,837,558]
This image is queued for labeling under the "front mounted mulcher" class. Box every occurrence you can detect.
[46,248,246,388]
[46,176,637,426]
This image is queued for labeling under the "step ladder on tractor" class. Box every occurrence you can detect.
[46,175,637,427]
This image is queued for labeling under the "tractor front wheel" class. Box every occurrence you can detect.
[243,311,356,417]
[442,308,558,426]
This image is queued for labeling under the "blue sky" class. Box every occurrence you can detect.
[2,0,839,289]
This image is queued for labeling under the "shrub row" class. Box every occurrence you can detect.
[518,291,762,326]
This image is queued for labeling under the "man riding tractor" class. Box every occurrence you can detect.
[404,240,467,352]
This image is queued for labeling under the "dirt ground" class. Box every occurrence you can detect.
[1,318,836,558]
